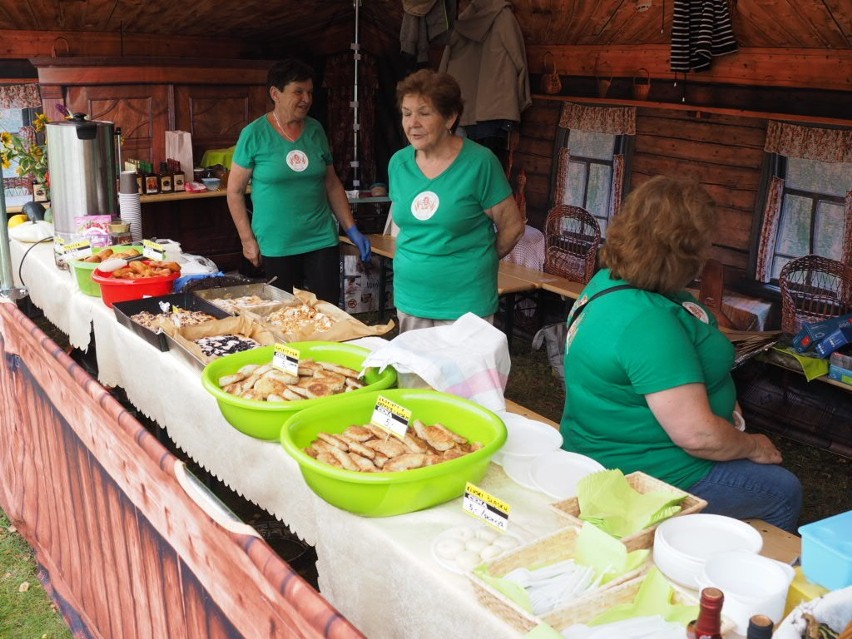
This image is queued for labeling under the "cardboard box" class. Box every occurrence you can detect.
[815,325,852,358]
[792,313,852,352]
[340,247,394,313]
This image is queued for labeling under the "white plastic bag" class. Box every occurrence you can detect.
[165,130,193,185]
[362,313,510,411]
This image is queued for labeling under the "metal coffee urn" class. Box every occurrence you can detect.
[46,113,117,268]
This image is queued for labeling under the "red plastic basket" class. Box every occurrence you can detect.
[92,267,179,308]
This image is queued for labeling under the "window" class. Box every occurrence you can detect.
[1,107,40,183]
[767,155,851,281]
[552,103,636,238]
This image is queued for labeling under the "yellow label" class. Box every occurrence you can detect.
[463,482,510,531]
[142,239,166,260]
[272,344,300,375]
[370,395,412,438]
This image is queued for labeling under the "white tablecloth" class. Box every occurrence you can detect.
[8,239,568,639]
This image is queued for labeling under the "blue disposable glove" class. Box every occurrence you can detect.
[346,225,372,262]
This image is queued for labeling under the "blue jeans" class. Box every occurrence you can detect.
[687,459,803,533]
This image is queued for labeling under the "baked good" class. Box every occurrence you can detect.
[194,334,259,358]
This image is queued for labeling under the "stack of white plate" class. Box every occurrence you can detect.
[494,413,604,499]
[118,192,142,242]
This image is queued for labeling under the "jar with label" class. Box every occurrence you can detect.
[109,221,133,245]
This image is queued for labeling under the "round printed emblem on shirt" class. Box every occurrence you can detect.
[682,301,710,324]
[411,191,440,220]
[286,150,309,172]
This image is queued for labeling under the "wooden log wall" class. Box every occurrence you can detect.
[513,98,789,279]
[0,302,364,639]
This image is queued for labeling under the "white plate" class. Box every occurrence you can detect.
[529,449,605,500]
[493,412,563,464]
[502,454,538,491]
[430,525,524,575]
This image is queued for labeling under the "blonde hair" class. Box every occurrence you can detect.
[601,176,717,293]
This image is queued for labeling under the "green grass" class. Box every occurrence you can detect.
[0,510,73,639]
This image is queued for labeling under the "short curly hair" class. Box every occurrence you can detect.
[601,176,717,293]
[396,69,464,133]
[267,59,314,93]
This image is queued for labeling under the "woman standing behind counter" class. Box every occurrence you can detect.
[561,176,802,532]
[389,70,524,333]
[227,59,371,303]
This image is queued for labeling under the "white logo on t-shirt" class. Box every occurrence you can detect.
[411,191,439,220]
[286,150,309,172]
[682,301,710,324]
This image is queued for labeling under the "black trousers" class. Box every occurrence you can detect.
[262,245,340,305]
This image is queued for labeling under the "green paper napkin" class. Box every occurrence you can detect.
[525,623,565,639]
[773,345,830,381]
[588,567,699,627]
[577,470,686,539]
[575,522,650,584]
[474,565,533,613]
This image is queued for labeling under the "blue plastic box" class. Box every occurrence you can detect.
[792,314,852,353]
[799,510,852,590]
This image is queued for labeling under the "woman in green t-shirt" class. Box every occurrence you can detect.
[227,59,370,304]
[388,70,524,332]
[561,176,802,532]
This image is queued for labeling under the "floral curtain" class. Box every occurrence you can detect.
[764,121,852,164]
[558,103,636,136]
[554,147,570,206]
[610,154,625,220]
[754,176,785,283]
[0,84,41,109]
[844,190,852,274]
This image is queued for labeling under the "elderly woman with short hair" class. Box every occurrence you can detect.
[560,176,802,532]
[388,69,524,333]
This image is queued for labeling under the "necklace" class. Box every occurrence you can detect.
[272,110,297,143]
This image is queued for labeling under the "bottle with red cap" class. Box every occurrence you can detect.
[686,587,724,639]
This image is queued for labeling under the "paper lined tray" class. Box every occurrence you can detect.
[112,292,231,351]
[192,283,296,315]
[163,315,276,370]
[468,525,652,634]
[548,471,707,549]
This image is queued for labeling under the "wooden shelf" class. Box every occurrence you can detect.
[532,94,852,127]
[139,189,226,204]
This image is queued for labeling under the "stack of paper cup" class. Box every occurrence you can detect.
[118,170,142,242]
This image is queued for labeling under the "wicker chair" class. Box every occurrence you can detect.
[779,254,852,335]
[544,205,601,283]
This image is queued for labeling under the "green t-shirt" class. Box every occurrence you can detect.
[388,138,512,319]
[560,269,737,489]
[232,115,338,257]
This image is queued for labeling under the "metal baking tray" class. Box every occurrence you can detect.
[112,293,231,351]
[192,283,296,316]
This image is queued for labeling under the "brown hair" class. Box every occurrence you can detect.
[601,175,717,293]
[396,69,464,133]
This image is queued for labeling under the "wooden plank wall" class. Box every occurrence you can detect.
[513,99,767,276]
[0,303,365,639]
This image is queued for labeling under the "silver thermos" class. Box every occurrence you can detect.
[46,113,117,267]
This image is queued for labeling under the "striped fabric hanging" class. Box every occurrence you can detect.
[670,0,738,72]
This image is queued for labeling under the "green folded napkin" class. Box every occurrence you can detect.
[589,567,699,626]
[577,469,685,539]
[524,623,565,639]
[773,345,830,381]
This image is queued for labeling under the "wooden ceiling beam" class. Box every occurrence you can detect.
[527,45,852,92]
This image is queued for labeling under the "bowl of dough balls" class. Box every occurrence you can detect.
[431,524,524,574]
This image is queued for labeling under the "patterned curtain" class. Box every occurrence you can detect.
[558,103,636,136]
[764,121,852,163]
[610,154,625,219]
[754,176,785,283]
[844,191,852,275]
[0,83,41,109]
[322,53,378,188]
[553,147,570,206]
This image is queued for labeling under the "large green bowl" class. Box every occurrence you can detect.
[280,388,507,517]
[201,342,397,441]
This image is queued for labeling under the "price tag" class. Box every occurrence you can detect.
[272,344,300,376]
[463,482,510,532]
[63,240,93,261]
[142,239,166,261]
[370,395,412,438]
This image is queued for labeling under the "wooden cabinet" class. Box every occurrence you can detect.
[174,84,268,162]
[66,84,171,165]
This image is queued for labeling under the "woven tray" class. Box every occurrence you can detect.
[468,525,652,634]
[548,471,707,549]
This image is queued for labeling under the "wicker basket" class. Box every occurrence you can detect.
[468,525,652,633]
[549,471,707,549]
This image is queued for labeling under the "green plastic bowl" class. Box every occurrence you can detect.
[69,245,144,297]
[280,388,507,517]
[201,341,397,441]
